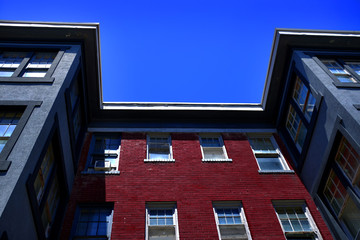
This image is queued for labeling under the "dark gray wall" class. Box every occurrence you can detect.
[0,44,82,239]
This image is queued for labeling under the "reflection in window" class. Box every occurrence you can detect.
[73,206,113,239]
[22,52,56,77]
[0,111,22,153]
[321,59,357,83]
[322,136,360,239]
[200,136,230,161]
[0,52,27,77]
[147,136,172,160]
[285,76,315,151]
[249,135,290,171]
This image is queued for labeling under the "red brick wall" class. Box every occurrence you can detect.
[60,132,333,240]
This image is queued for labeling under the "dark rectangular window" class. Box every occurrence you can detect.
[321,135,360,239]
[285,75,315,151]
[72,206,113,239]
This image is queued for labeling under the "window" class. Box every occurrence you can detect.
[319,59,360,84]
[322,136,360,239]
[248,135,292,172]
[0,111,22,153]
[84,134,121,173]
[213,202,252,240]
[0,51,59,79]
[145,135,174,162]
[200,135,231,162]
[71,205,113,240]
[273,201,322,240]
[146,202,179,240]
[285,75,315,151]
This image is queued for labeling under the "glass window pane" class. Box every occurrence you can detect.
[218,217,226,224]
[340,197,360,238]
[281,220,292,232]
[22,70,47,78]
[203,148,225,159]
[257,157,284,170]
[0,70,14,77]
[76,222,87,236]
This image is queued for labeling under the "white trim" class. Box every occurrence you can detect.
[213,201,252,240]
[146,134,174,161]
[248,134,290,172]
[145,202,179,240]
[273,200,323,240]
[199,135,229,161]
[102,102,263,111]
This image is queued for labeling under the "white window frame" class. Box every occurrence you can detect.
[248,134,293,173]
[83,134,121,174]
[145,202,179,240]
[213,201,252,240]
[273,200,322,240]
[199,135,232,162]
[145,134,175,162]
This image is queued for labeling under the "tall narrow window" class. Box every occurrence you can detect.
[248,135,291,172]
[285,76,315,151]
[71,205,113,239]
[273,201,321,239]
[322,136,360,239]
[213,202,252,240]
[146,202,179,240]
[32,140,63,239]
[145,135,174,162]
[0,111,22,153]
[85,135,121,173]
[200,135,231,162]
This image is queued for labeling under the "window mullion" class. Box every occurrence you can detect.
[12,56,31,77]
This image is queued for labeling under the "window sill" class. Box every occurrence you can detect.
[258,170,295,174]
[81,170,120,175]
[0,77,54,83]
[144,158,175,162]
[332,81,360,88]
[202,158,232,162]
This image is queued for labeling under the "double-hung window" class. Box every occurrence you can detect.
[318,58,360,85]
[285,75,315,151]
[273,201,322,240]
[145,135,174,162]
[146,202,179,240]
[0,51,61,80]
[322,135,360,239]
[85,135,121,173]
[0,111,22,153]
[248,135,292,172]
[213,202,252,240]
[71,205,114,240]
[200,135,231,162]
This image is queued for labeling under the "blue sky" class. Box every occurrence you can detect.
[1,0,360,103]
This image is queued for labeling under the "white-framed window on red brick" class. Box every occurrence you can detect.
[145,202,179,240]
[248,134,293,173]
[273,200,322,240]
[145,134,175,162]
[213,201,252,240]
[199,135,232,162]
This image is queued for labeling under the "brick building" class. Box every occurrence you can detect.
[0,22,359,239]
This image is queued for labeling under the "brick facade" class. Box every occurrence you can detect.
[60,132,333,240]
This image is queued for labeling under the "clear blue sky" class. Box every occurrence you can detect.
[1,0,360,103]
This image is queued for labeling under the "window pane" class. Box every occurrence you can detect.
[26,52,56,68]
[249,137,277,153]
[340,197,360,238]
[257,157,284,170]
[22,69,47,77]
[305,93,316,120]
[0,70,14,77]
[203,148,225,159]
[337,75,356,83]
